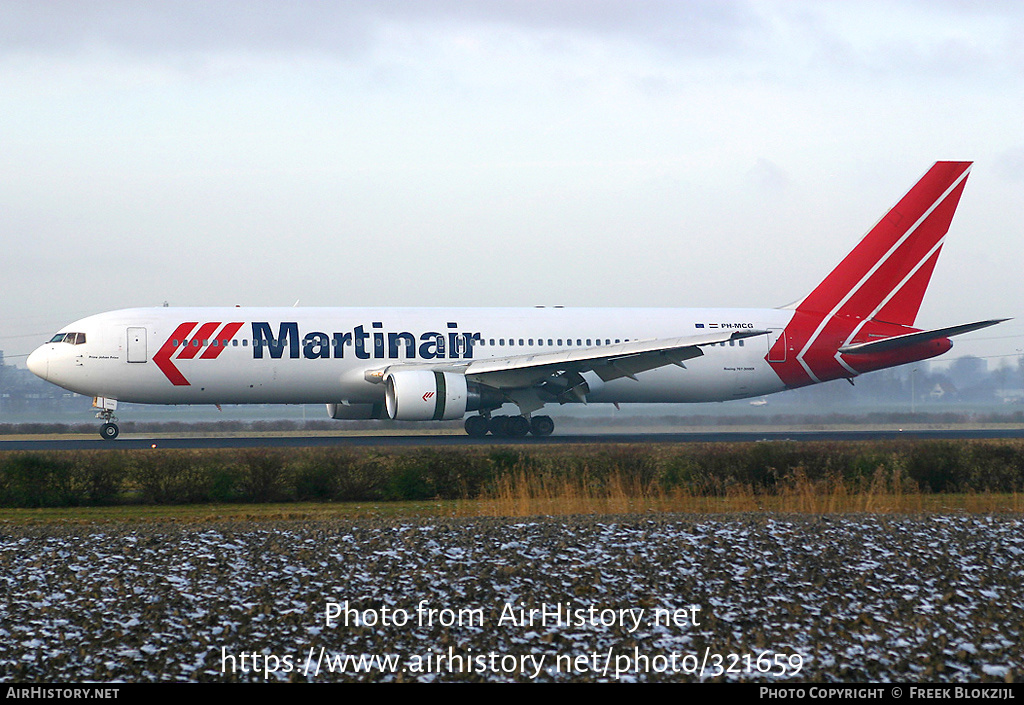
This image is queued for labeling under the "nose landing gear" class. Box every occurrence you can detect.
[96,407,119,440]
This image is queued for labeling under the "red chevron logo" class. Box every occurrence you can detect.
[153,322,244,386]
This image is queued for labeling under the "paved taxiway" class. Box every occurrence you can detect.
[3,428,1024,451]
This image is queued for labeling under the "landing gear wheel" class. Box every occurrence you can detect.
[465,415,490,437]
[529,415,554,437]
[507,416,530,437]
[489,416,510,437]
[100,422,119,440]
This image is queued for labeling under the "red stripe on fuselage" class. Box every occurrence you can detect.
[199,322,244,359]
[177,322,222,360]
[153,322,199,386]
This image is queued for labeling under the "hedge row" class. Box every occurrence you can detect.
[0,441,1022,508]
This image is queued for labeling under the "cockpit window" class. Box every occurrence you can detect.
[49,332,86,345]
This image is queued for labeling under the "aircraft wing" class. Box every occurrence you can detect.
[366,329,769,391]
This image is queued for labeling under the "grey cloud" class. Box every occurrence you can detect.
[994,148,1024,182]
[4,1,1022,78]
[746,158,792,194]
[388,0,763,52]
[0,0,376,57]
[0,0,761,58]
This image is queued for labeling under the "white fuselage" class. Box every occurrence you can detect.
[28,307,796,407]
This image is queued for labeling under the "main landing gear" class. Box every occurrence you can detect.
[464,414,555,438]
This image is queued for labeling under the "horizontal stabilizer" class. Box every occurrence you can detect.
[838,319,1008,355]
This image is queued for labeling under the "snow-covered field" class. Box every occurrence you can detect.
[1,515,1021,682]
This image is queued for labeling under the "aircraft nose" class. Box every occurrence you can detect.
[26,346,49,381]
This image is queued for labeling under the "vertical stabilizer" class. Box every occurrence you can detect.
[799,161,971,326]
[768,161,972,387]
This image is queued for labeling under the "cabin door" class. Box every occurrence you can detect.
[127,327,148,363]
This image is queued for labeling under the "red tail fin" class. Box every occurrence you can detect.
[798,161,971,326]
[769,161,972,386]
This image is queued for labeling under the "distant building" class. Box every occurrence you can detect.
[929,381,957,400]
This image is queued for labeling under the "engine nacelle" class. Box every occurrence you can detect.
[326,402,384,420]
[384,370,468,421]
[384,370,502,421]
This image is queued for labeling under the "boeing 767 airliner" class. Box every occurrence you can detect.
[27,161,1005,439]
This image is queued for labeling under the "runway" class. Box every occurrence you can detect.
[3,427,1024,451]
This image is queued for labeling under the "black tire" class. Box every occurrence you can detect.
[464,415,489,437]
[489,416,510,437]
[530,415,555,437]
[508,415,530,437]
[100,423,119,440]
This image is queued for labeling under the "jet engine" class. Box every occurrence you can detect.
[384,370,502,421]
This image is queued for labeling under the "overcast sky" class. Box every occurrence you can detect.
[2,1,1022,366]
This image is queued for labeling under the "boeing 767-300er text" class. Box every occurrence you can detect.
[27,161,1006,439]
